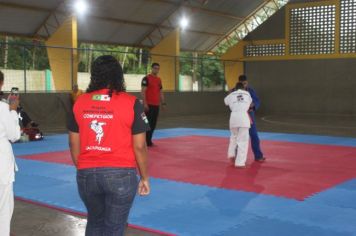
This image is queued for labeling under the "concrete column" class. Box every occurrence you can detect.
[45,16,78,91]
[221,41,246,89]
[150,29,180,91]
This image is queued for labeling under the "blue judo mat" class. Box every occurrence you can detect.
[13,129,356,157]
[13,129,356,236]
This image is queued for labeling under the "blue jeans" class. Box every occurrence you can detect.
[249,112,264,160]
[77,168,138,236]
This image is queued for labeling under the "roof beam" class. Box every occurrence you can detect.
[205,0,276,52]
[34,0,67,37]
[90,15,154,27]
[0,2,51,12]
[0,0,229,50]
[0,31,40,40]
[185,4,244,21]
[147,0,244,20]
[136,0,230,46]
[92,15,223,37]
[135,0,185,46]
[0,1,221,39]
[0,1,69,38]
[0,0,242,22]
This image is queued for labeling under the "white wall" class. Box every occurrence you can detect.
[1,69,224,92]
[1,69,47,91]
[1,69,146,92]
[78,73,145,91]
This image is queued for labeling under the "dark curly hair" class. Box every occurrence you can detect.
[235,82,244,90]
[86,55,126,97]
[0,70,4,83]
[238,75,247,82]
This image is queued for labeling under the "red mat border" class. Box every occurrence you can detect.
[15,197,176,236]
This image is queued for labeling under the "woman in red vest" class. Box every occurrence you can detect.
[68,55,150,236]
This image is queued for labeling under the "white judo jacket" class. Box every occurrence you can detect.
[0,101,20,185]
[224,89,253,128]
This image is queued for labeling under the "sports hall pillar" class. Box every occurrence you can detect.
[45,16,78,91]
[221,41,245,89]
[150,29,180,91]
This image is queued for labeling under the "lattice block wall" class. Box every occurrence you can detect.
[341,0,356,53]
[289,5,336,55]
[245,44,286,57]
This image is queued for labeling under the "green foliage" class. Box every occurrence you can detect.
[78,43,149,74]
[201,56,224,87]
[179,52,225,87]
[180,52,194,76]
[0,37,49,70]
[1,36,225,88]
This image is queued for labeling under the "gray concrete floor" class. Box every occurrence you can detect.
[158,113,356,137]
[12,200,163,236]
[11,112,356,236]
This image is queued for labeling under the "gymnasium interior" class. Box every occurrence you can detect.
[0,0,356,235]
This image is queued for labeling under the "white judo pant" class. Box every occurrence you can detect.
[0,183,14,236]
[228,127,250,167]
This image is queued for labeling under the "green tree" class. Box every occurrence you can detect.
[1,36,224,89]
[0,37,49,70]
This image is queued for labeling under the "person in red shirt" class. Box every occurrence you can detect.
[67,55,150,236]
[141,63,166,147]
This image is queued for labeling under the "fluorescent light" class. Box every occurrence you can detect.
[74,0,88,15]
[180,16,189,30]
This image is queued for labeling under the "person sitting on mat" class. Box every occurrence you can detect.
[224,82,252,168]
[17,106,39,128]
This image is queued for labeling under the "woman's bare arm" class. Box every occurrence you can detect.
[68,131,80,167]
[133,132,150,195]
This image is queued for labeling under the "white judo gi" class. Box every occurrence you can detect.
[0,100,20,235]
[224,89,252,167]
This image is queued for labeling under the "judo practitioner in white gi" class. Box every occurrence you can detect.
[0,71,21,235]
[224,82,252,168]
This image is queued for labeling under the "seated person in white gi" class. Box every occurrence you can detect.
[0,70,21,235]
[224,82,252,168]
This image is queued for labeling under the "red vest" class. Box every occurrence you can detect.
[145,74,162,106]
[73,89,136,169]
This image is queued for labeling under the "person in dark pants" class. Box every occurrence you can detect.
[239,75,266,162]
[17,107,38,128]
[68,55,151,236]
[141,63,166,147]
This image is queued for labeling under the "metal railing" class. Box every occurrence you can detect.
[0,42,236,93]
